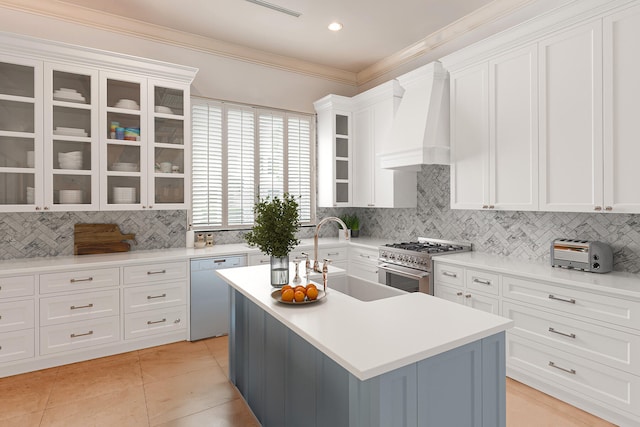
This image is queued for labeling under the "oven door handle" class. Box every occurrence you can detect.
[378,264,429,280]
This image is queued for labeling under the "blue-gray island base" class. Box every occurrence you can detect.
[229,289,506,427]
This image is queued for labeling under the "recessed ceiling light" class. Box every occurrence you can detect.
[328,22,343,32]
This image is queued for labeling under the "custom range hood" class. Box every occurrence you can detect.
[379,61,449,171]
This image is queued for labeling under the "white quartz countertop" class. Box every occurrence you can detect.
[218,264,513,381]
[0,237,375,276]
[434,252,640,300]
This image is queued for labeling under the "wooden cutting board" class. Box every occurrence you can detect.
[74,223,137,255]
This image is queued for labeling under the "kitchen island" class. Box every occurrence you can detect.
[218,264,513,427]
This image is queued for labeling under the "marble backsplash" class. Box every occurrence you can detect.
[0,210,187,260]
[4,165,640,274]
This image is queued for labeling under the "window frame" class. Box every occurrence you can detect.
[190,97,316,231]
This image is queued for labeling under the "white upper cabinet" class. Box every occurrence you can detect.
[315,80,416,208]
[538,20,603,212]
[0,32,197,213]
[0,56,43,212]
[450,45,539,211]
[450,63,489,209]
[444,0,640,214]
[603,3,640,213]
[352,81,416,208]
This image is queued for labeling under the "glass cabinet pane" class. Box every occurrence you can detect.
[0,62,35,97]
[154,117,183,145]
[53,140,91,170]
[107,112,140,140]
[154,147,183,174]
[0,137,35,168]
[53,71,90,104]
[0,100,35,133]
[336,183,349,203]
[336,160,349,180]
[107,79,140,109]
[107,176,140,204]
[154,86,183,116]
[335,114,348,136]
[335,138,349,158]
[0,173,35,205]
[54,175,91,205]
[53,106,90,137]
[155,177,184,204]
[106,144,140,172]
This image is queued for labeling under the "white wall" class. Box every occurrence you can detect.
[0,6,357,113]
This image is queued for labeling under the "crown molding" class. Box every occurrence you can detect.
[0,0,546,88]
[356,0,538,85]
[0,0,358,86]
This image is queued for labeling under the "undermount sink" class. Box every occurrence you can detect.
[327,275,406,302]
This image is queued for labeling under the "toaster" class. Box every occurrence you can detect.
[551,239,613,273]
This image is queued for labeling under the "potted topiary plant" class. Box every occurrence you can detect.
[339,214,360,238]
[244,193,300,287]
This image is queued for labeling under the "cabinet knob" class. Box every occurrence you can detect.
[488,205,495,209]
[594,206,602,211]
[605,206,613,211]
[142,205,147,209]
[43,206,49,210]
[148,205,153,209]
[482,205,489,209]
[456,292,463,296]
[368,204,375,207]
[465,294,472,298]
[35,206,40,211]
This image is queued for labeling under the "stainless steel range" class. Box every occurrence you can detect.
[378,237,471,294]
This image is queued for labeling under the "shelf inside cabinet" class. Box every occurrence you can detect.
[52,70,91,104]
[0,172,35,205]
[154,86,183,116]
[0,99,35,133]
[0,136,35,168]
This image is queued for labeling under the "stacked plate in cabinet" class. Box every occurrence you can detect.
[53,88,86,103]
[58,151,82,170]
[59,190,83,204]
[114,99,140,110]
[113,187,136,204]
[53,127,88,137]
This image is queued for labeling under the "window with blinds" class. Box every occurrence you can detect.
[191,98,315,230]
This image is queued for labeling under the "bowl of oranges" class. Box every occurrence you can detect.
[271,283,325,305]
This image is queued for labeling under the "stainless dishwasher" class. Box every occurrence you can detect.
[190,255,246,340]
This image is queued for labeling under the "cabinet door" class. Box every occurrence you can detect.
[44,63,99,211]
[334,112,352,206]
[352,107,374,207]
[450,63,489,209]
[489,45,538,211]
[0,55,43,212]
[603,4,640,213]
[100,71,147,210]
[434,282,464,304]
[148,79,188,210]
[539,20,603,212]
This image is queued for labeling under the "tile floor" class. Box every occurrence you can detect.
[0,337,616,426]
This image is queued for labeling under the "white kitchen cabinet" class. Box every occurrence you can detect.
[449,44,537,211]
[39,289,119,326]
[602,4,640,213]
[352,81,416,208]
[433,262,500,315]
[347,245,379,282]
[40,317,120,355]
[538,20,603,212]
[314,95,352,207]
[0,32,197,213]
[0,55,43,212]
[44,63,99,210]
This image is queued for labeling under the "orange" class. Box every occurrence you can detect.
[305,283,317,292]
[281,288,294,302]
[294,290,305,303]
[281,285,293,293]
[294,285,306,295]
[306,286,319,301]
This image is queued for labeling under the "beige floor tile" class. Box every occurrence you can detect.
[40,385,148,427]
[154,398,259,427]
[0,368,58,420]
[46,351,142,408]
[144,366,239,426]
[140,340,218,383]
[0,411,43,427]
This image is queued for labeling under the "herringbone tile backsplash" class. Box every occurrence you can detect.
[3,165,639,274]
[0,210,187,260]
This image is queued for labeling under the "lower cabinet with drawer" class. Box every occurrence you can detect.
[434,255,640,426]
[40,317,120,355]
[125,306,187,340]
[0,275,36,365]
[433,262,500,315]
[348,246,379,282]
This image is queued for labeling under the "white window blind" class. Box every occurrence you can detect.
[191,98,315,230]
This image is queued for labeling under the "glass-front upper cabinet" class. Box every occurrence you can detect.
[148,80,188,209]
[334,112,351,205]
[0,56,43,212]
[44,63,99,210]
[100,72,147,210]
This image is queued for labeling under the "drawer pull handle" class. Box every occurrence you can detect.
[214,259,226,263]
[548,327,576,339]
[465,294,472,298]
[259,260,269,264]
[70,303,94,310]
[70,277,93,283]
[442,271,457,278]
[548,361,576,375]
[147,293,167,300]
[473,278,491,285]
[147,318,167,325]
[70,330,93,338]
[548,294,576,304]
[359,254,372,259]
[327,252,339,256]
[147,270,167,275]
[456,292,463,296]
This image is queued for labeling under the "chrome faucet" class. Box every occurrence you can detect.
[313,216,349,272]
